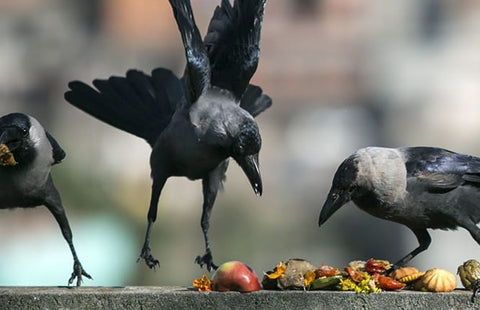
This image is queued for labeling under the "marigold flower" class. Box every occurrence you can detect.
[193,274,212,292]
[265,262,286,279]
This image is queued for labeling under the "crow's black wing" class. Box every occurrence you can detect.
[239,84,272,117]
[404,147,480,191]
[65,68,184,147]
[169,0,210,103]
[204,0,267,101]
[45,131,66,165]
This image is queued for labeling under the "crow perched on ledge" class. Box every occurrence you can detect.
[0,113,90,286]
[319,146,480,267]
[65,0,271,271]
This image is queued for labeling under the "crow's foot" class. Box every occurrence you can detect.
[137,245,160,269]
[471,279,480,303]
[68,262,92,287]
[195,251,218,271]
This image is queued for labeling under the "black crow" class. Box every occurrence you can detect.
[0,112,91,286]
[64,0,271,271]
[319,146,480,267]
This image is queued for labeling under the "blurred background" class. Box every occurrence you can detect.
[1,0,480,287]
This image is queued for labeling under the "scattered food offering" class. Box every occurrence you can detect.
[192,258,463,295]
[262,258,458,294]
[193,261,261,293]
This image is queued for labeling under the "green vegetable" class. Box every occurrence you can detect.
[310,276,342,290]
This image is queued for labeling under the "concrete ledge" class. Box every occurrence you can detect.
[1,286,480,310]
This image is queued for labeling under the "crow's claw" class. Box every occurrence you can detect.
[138,245,160,269]
[195,252,218,271]
[68,262,92,287]
[471,280,480,303]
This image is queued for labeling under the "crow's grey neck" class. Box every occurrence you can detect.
[16,116,53,189]
[355,147,407,204]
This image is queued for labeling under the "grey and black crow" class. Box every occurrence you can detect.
[319,146,480,267]
[64,0,271,271]
[0,112,90,286]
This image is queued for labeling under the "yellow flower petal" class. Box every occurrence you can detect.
[304,270,316,288]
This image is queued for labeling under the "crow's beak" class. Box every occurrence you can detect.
[318,189,350,226]
[235,153,262,196]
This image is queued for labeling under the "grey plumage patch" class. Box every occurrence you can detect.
[16,116,54,192]
[355,147,407,204]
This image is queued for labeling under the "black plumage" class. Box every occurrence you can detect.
[65,0,270,271]
[0,113,90,286]
[319,146,480,267]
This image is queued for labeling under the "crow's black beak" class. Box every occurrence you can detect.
[234,153,262,196]
[319,189,350,226]
[0,127,23,151]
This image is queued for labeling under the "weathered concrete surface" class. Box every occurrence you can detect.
[1,286,480,310]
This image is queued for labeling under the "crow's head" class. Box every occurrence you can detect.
[0,113,36,166]
[231,118,262,196]
[319,155,359,226]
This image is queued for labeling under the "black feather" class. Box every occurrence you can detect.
[240,84,272,117]
[45,131,66,164]
[169,0,210,103]
[204,0,267,100]
[65,69,184,147]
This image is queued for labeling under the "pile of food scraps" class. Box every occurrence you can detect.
[192,258,480,301]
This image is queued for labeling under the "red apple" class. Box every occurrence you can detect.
[212,261,261,292]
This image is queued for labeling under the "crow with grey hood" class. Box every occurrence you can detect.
[65,0,271,271]
[0,113,91,286]
[319,146,480,267]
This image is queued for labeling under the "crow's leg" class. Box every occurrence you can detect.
[393,228,431,268]
[195,161,228,271]
[195,175,219,271]
[44,176,91,286]
[137,175,167,269]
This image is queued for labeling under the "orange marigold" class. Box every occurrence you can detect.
[266,262,287,279]
[193,274,212,292]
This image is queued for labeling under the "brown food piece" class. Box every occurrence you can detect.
[458,259,480,290]
[373,274,406,290]
[414,268,457,292]
[365,258,392,274]
[276,259,316,290]
[0,144,17,166]
[315,265,340,278]
[389,267,421,282]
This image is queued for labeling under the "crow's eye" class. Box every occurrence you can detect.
[22,128,28,136]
